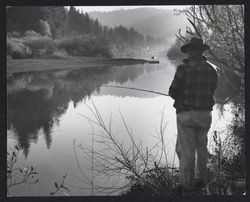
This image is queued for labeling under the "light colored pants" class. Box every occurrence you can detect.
[176,111,212,189]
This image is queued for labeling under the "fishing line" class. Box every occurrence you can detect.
[102,85,170,97]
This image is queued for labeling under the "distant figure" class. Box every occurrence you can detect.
[168,37,219,192]
[151,56,157,60]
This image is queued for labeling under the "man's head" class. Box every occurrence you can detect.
[181,37,210,57]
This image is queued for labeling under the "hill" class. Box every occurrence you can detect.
[89,7,188,40]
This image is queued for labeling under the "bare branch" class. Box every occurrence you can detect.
[175,34,186,44]
[187,18,202,37]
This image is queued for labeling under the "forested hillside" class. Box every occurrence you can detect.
[7,6,162,59]
[89,7,188,40]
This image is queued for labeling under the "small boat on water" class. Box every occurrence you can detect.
[147,56,160,64]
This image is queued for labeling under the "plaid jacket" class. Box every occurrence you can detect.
[169,56,219,113]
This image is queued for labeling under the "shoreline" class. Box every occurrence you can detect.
[7,57,159,76]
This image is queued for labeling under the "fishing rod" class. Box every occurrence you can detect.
[102,85,170,97]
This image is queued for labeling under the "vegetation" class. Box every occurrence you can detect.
[167,5,244,106]
[73,101,245,195]
[166,5,245,195]
[166,36,187,59]
[49,173,70,196]
[6,5,245,196]
[7,102,245,196]
[207,110,245,195]
[73,101,174,195]
[6,6,161,59]
[7,145,71,196]
[7,145,39,196]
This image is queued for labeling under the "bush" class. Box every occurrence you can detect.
[56,34,111,57]
[7,32,112,58]
[123,165,180,196]
[24,30,42,38]
[7,31,57,58]
[23,35,56,57]
[51,49,69,59]
[7,31,21,38]
[7,37,32,59]
[56,34,92,56]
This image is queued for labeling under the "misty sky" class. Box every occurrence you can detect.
[73,5,189,13]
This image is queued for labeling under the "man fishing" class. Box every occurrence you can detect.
[168,37,219,193]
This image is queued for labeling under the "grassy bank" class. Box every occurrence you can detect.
[7,57,157,76]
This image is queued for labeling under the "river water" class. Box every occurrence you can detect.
[7,57,232,196]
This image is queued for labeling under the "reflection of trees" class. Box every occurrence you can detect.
[7,64,156,157]
[7,86,69,157]
[8,89,51,157]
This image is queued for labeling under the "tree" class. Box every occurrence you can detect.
[42,6,67,38]
[175,5,245,188]
[176,5,244,106]
[7,6,45,33]
[67,6,82,33]
[7,6,67,38]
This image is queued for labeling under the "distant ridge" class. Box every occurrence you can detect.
[89,7,188,39]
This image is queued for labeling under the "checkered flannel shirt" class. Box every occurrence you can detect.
[169,57,220,114]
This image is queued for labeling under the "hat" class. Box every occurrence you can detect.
[181,37,210,53]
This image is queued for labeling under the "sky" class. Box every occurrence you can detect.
[72,5,189,13]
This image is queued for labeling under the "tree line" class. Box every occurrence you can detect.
[7,6,161,58]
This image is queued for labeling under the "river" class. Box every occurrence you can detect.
[7,57,232,196]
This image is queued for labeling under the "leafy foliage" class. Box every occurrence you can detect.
[56,34,112,57]
[7,37,32,59]
[168,5,244,106]
[6,6,161,59]
[7,32,56,59]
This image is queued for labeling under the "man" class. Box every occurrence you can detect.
[169,37,219,192]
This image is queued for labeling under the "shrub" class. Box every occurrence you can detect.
[24,30,42,38]
[23,34,56,57]
[7,37,32,59]
[51,49,69,59]
[7,32,112,58]
[7,30,57,58]
[56,34,90,56]
[56,34,111,57]
[7,31,21,38]
[124,164,180,196]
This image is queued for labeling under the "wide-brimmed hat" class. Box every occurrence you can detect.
[181,37,210,53]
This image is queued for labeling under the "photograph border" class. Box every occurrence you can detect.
[1,0,249,201]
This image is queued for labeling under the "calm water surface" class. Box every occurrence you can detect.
[7,58,232,196]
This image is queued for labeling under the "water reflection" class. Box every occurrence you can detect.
[7,59,235,196]
[7,63,166,157]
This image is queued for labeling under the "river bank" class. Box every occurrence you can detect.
[7,57,159,76]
